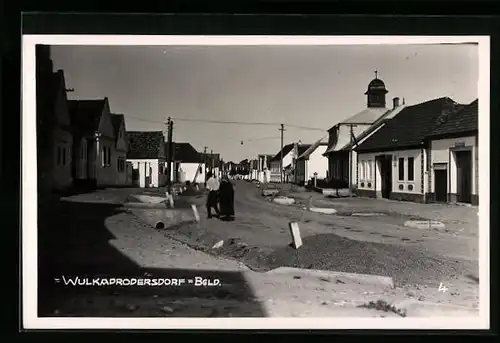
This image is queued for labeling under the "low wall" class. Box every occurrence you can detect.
[128,208,196,229]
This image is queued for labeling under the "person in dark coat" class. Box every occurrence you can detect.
[218,176,235,221]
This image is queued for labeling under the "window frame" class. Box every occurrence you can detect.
[407,157,415,182]
[398,157,405,181]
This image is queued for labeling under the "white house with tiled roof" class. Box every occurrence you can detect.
[295,137,329,186]
[127,131,166,188]
[355,97,466,203]
[323,74,405,189]
[426,99,478,205]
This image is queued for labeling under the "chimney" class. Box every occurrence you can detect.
[392,97,400,109]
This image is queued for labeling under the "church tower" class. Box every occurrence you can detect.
[364,70,388,108]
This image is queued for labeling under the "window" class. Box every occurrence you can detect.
[398,157,405,181]
[407,157,414,181]
[102,146,106,166]
[80,143,85,159]
[62,147,66,165]
[107,147,111,165]
[117,158,125,173]
[358,162,363,181]
[368,161,372,180]
[57,146,62,166]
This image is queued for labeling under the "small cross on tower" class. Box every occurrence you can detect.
[374,70,378,79]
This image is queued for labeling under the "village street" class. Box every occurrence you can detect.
[38,181,479,317]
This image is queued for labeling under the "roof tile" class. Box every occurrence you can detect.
[127,131,165,159]
[356,97,464,152]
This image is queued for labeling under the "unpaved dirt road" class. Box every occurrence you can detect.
[165,181,479,306]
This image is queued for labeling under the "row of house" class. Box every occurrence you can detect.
[127,131,214,188]
[36,45,214,193]
[322,75,479,205]
[248,75,478,205]
[247,139,329,186]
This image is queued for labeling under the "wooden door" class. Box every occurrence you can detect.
[434,169,447,202]
[456,151,472,203]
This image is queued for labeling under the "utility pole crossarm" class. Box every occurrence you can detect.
[279,124,286,184]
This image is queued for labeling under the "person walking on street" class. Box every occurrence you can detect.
[218,175,235,221]
[205,172,220,219]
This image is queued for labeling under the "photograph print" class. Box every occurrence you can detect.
[22,35,489,330]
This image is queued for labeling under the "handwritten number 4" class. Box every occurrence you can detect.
[438,283,448,293]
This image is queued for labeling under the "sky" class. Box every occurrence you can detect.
[50,43,478,163]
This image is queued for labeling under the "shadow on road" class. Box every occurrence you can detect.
[37,199,266,317]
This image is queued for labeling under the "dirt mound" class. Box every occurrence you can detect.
[264,233,476,287]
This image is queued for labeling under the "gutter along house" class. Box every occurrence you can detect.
[323,75,405,189]
[355,96,466,203]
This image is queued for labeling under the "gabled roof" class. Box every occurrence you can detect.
[297,144,312,156]
[427,99,478,139]
[297,138,328,160]
[338,107,389,126]
[110,114,125,141]
[127,131,165,159]
[340,104,407,151]
[168,142,201,163]
[68,99,107,136]
[269,143,295,162]
[356,97,464,153]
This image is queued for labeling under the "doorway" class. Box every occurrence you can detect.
[434,167,448,202]
[377,155,392,199]
[455,150,472,203]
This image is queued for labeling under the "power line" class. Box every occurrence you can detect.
[126,115,325,132]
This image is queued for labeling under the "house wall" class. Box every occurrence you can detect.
[429,136,477,205]
[51,72,73,192]
[177,162,205,184]
[125,162,133,186]
[128,159,166,188]
[96,136,118,187]
[92,101,120,187]
[357,149,424,202]
[308,145,329,181]
[112,150,128,186]
[75,137,88,180]
[51,128,73,191]
[269,151,294,182]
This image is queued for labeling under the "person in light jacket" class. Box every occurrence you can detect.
[205,172,220,219]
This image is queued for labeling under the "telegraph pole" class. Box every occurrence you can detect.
[210,149,214,174]
[348,124,357,198]
[203,146,208,178]
[279,124,285,184]
[165,117,174,192]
